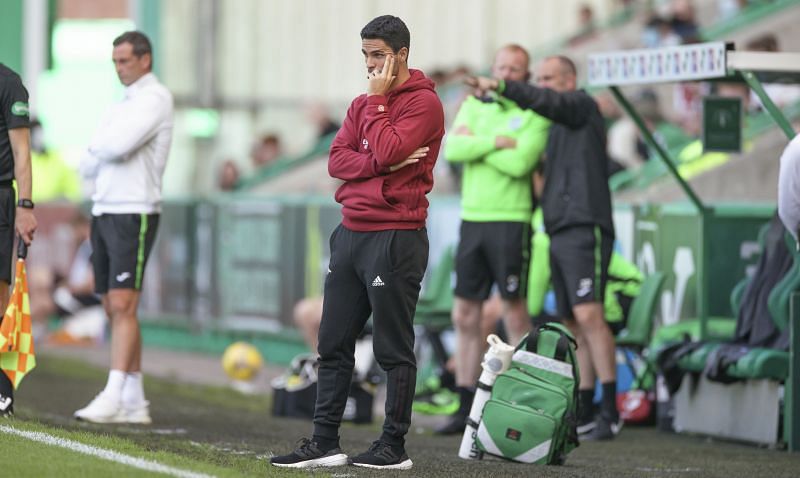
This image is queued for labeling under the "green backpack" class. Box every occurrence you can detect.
[475,322,580,464]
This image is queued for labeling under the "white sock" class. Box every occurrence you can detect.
[103,370,126,400]
[121,372,146,406]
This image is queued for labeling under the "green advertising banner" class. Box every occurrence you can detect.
[632,203,771,334]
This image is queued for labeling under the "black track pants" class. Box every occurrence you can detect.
[313,224,428,446]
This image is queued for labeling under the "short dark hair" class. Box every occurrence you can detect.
[360,15,410,53]
[549,55,577,77]
[261,134,280,148]
[113,31,153,58]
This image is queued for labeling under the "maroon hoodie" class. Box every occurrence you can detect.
[328,69,445,231]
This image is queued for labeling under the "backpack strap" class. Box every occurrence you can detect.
[553,335,571,362]
[525,322,582,448]
[525,323,578,362]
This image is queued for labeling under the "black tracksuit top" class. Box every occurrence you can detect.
[502,80,615,238]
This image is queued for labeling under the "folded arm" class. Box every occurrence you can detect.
[362,94,443,168]
[88,92,171,162]
[328,103,384,180]
[483,123,548,178]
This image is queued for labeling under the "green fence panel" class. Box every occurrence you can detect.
[215,198,290,329]
[652,204,702,326]
[140,200,196,327]
[633,202,772,332]
[706,205,775,316]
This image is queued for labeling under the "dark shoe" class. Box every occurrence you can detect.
[270,438,347,468]
[582,413,622,441]
[576,415,596,437]
[0,375,13,417]
[434,412,467,435]
[349,440,412,470]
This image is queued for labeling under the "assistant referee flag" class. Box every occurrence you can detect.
[0,240,36,388]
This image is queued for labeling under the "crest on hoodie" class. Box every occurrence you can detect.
[362,138,369,150]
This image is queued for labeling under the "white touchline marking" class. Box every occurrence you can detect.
[0,425,216,478]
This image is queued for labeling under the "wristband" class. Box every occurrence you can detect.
[496,79,506,94]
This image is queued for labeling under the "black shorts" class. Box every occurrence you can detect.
[454,221,531,301]
[550,226,613,319]
[0,187,15,283]
[91,213,159,294]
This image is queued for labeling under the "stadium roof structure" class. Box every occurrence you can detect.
[589,41,799,212]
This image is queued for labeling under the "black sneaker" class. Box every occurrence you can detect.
[270,438,348,468]
[576,416,596,437]
[0,375,12,417]
[349,440,413,470]
[582,413,622,441]
[434,412,467,435]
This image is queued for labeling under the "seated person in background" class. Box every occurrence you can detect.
[53,213,101,317]
[293,296,324,354]
[251,134,282,171]
[217,159,240,192]
[568,4,597,47]
[292,295,375,380]
[305,102,340,144]
[47,213,106,345]
[744,34,800,112]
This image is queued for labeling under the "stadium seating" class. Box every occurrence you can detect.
[655,215,800,446]
[413,246,456,373]
[616,271,665,349]
[675,231,799,380]
[414,245,455,329]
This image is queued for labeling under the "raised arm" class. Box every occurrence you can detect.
[465,76,597,129]
[500,80,596,129]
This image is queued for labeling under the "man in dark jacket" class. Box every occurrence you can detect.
[0,63,38,417]
[271,15,444,470]
[468,56,619,440]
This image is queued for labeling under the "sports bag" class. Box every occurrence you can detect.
[476,322,580,464]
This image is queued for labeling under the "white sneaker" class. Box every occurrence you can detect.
[74,392,125,423]
[122,400,152,425]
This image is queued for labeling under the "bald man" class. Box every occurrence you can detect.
[440,44,550,435]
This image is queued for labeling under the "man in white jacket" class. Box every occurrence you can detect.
[75,31,173,424]
[779,134,800,244]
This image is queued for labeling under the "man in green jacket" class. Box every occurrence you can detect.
[437,44,550,434]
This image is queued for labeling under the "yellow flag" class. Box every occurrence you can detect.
[0,257,36,389]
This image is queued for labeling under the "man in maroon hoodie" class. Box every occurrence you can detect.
[271,15,444,470]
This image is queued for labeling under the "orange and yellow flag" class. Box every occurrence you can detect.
[0,254,35,389]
